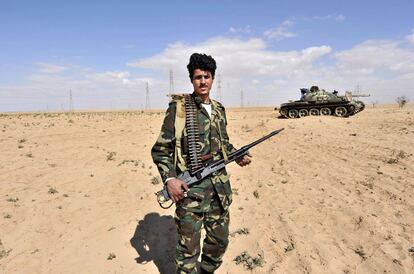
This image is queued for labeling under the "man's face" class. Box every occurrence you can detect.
[192,69,213,98]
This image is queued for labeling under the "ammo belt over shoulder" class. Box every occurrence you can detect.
[185,95,203,174]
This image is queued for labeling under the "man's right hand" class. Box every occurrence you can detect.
[166,178,189,203]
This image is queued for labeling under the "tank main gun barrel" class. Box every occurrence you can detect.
[352,94,370,97]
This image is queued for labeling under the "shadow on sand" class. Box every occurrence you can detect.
[130,212,177,274]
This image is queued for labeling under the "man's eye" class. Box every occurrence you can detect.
[194,74,210,80]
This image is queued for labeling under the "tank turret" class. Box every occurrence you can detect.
[279,87,370,118]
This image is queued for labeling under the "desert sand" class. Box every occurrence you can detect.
[0,104,413,274]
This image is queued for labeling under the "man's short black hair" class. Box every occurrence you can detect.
[187,53,216,80]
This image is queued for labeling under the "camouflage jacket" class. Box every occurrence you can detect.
[151,92,236,211]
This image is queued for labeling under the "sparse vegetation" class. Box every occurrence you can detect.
[234,251,264,270]
[106,151,116,161]
[396,96,409,108]
[359,177,375,189]
[150,176,161,185]
[0,239,12,259]
[48,187,58,194]
[354,246,367,260]
[118,159,141,166]
[386,149,412,164]
[284,242,295,252]
[230,227,250,237]
[1,106,413,272]
[241,124,252,132]
[6,197,19,203]
[387,158,398,164]
[107,252,116,260]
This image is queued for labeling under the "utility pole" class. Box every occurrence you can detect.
[169,69,174,96]
[355,84,361,95]
[240,89,244,108]
[145,81,151,110]
[217,74,222,102]
[69,89,74,112]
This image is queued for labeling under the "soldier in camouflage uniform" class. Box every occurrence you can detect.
[151,53,251,273]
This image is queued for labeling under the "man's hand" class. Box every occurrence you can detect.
[236,152,252,167]
[166,178,189,203]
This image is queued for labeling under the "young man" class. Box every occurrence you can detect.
[151,53,251,273]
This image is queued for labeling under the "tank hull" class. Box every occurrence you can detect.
[279,100,365,118]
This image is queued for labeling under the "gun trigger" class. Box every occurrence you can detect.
[195,172,202,180]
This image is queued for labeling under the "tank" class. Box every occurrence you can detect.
[279,86,369,118]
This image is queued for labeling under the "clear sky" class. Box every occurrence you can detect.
[1,0,414,111]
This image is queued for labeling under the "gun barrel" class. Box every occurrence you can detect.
[227,128,284,163]
[353,94,370,97]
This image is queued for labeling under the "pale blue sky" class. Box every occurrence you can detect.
[1,0,414,111]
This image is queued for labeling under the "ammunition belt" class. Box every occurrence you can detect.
[185,95,203,174]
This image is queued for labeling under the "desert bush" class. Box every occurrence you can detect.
[234,251,264,269]
[396,96,409,108]
[107,252,116,260]
[6,197,19,203]
[106,151,116,161]
[354,246,367,260]
[230,227,250,237]
[48,187,58,194]
[151,176,161,185]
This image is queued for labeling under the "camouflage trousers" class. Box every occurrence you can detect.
[174,184,230,274]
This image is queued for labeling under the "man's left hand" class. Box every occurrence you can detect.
[236,152,252,167]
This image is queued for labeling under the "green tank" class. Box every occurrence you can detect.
[279,86,369,119]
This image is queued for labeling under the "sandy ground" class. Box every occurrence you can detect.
[0,104,413,274]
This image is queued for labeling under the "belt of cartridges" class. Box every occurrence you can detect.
[185,95,203,174]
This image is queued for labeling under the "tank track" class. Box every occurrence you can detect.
[279,101,359,118]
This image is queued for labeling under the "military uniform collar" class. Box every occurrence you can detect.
[191,92,212,106]
[191,92,214,119]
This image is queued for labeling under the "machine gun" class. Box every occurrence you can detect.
[155,128,284,208]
